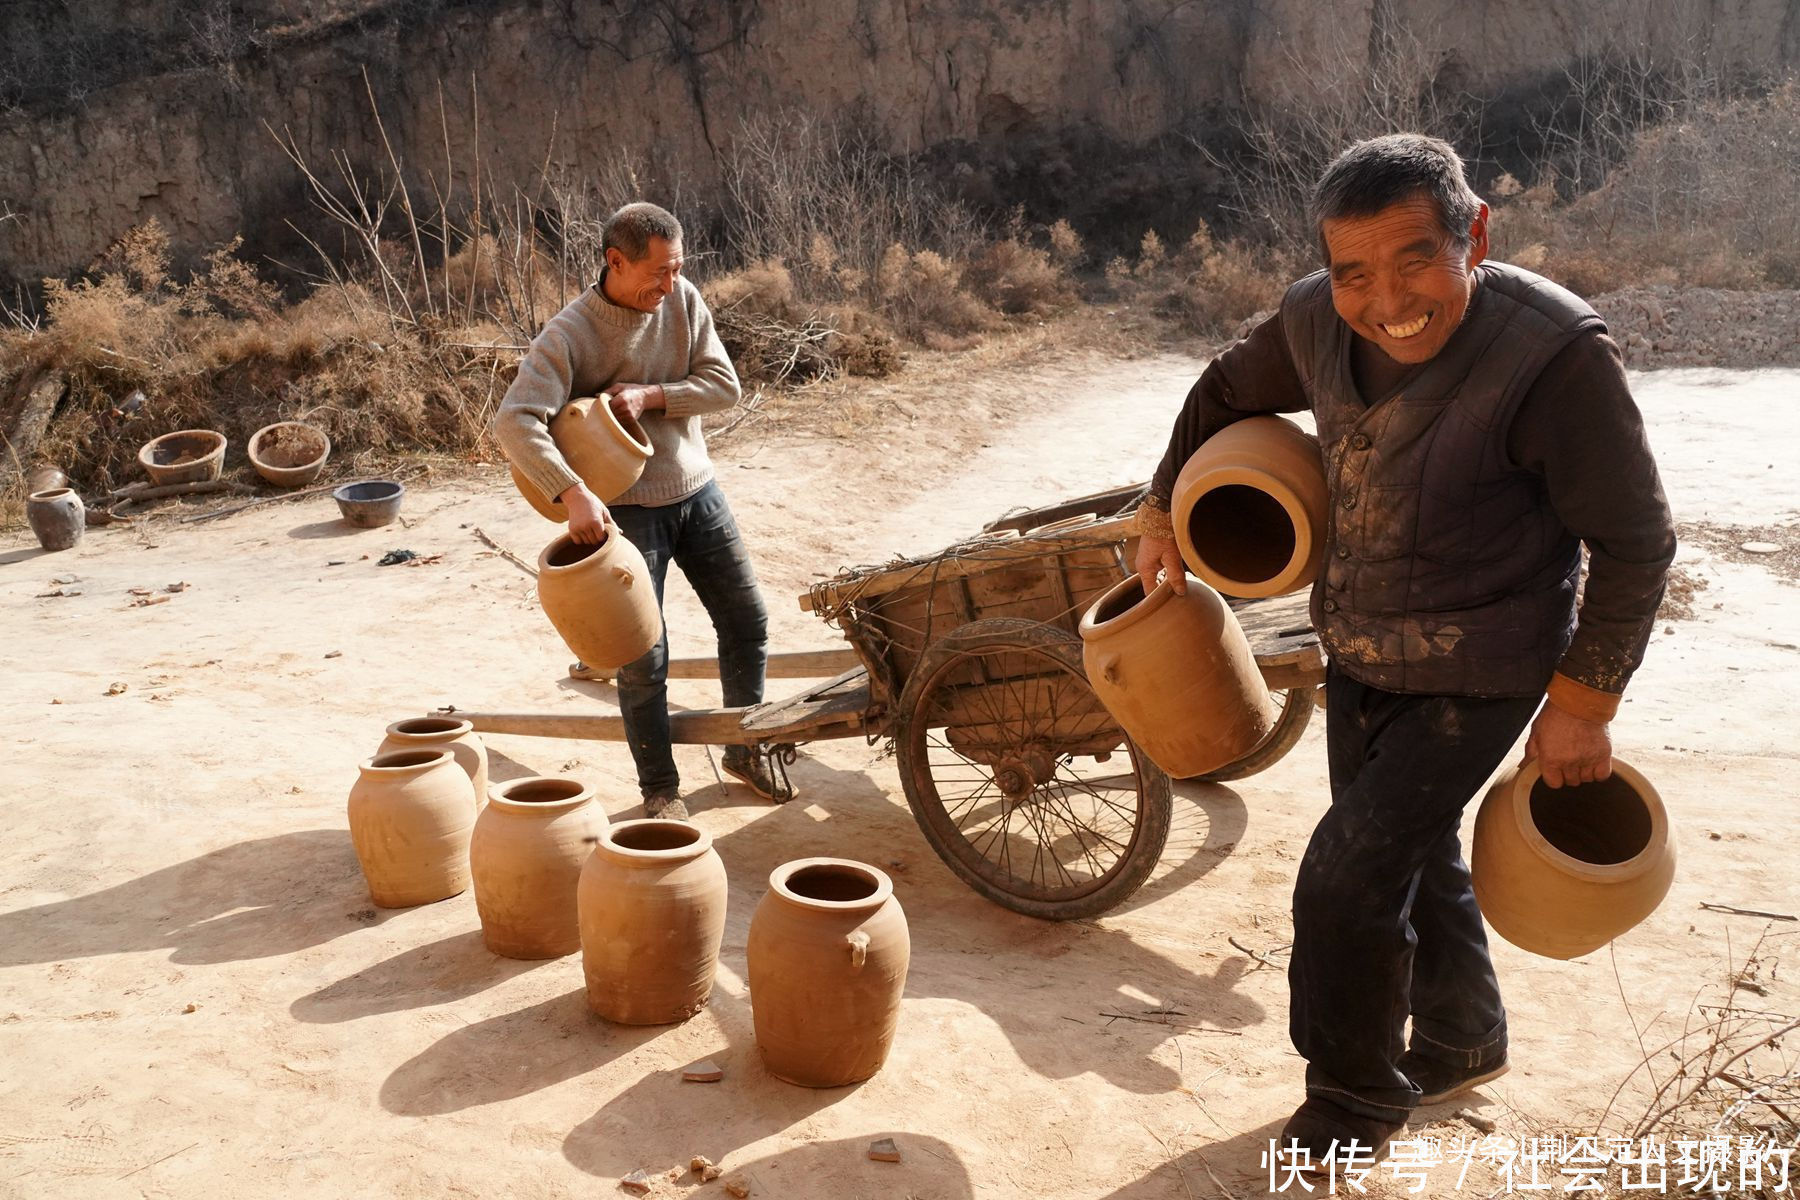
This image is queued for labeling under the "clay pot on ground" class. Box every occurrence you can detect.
[347,749,476,908]
[471,776,608,959]
[1170,416,1328,598]
[333,480,404,527]
[25,465,68,494]
[577,819,728,1024]
[1471,758,1676,960]
[26,488,85,552]
[138,429,226,486]
[511,396,654,521]
[536,526,661,672]
[1079,573,1273,778]
[378,717,488,813]
[248,421,331,487]
[747,858,910,1087]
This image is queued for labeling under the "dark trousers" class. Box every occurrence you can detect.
[609,481,768,798]
[1288,665,1539,1122]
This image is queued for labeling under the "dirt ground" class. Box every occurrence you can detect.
[3,325,1796,1199]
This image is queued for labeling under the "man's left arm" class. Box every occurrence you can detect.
[608,284,742,422]
[1511,331,1676,787]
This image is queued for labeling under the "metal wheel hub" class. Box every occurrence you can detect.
[993,747,1056,800]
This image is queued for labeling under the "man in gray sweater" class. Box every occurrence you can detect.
[493,202,787,820]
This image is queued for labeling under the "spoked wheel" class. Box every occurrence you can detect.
[1192,685,1317,783]
[895,618,1171,920]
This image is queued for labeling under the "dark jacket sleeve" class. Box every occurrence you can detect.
[1146,311,1311,508]
[1507,331,1676,714]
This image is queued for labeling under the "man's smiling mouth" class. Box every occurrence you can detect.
[1381,313,1431,339]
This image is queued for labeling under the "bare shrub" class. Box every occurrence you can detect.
[705,259,899,385]
[963,239,1074,317]
[1160,241,1298,338]
[877,245,996,344]
[1198,24,1480,255]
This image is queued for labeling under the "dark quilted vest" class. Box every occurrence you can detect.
[1280,262,1604,696]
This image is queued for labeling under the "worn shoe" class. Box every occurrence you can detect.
[720,745,797,803]
[643,793,689,821]
[1277,1096,1405,1170]
[568,661,611,682]
[1401,1050,1510,1105]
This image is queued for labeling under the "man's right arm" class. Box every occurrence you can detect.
[1137,311,1311,593]
[491,319,611,540]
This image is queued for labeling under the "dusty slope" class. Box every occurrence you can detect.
[1,339,1795,1199]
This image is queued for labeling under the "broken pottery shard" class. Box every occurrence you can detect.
[723,1180,750,1199]
[681,1058,723,1082]
[620,1168,655,1194]
[868,1137,902,1163]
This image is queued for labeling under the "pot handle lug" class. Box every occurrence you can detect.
[612,566,634,587]
[1096,652,1121,685]
[846,930,870,970]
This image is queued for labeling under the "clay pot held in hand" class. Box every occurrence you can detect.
[1471,758,1676,960]
[378,717,488,812]
[511,396,654,521]
[536,526,662,672]
[1079,573,1273,778]
[577,819,727,1024]
[1170,416,1328,598]
[347,749,476,908]
[748,858,910,1087]
[471,776,608,959]
[26,488,85,552]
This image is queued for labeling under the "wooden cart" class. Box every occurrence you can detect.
[445,484,1324,920]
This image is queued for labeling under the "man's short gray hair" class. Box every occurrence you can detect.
[1310,134,1481,263]
[602,202,684,262]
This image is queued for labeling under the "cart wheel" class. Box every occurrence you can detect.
[895,618,1172,920]
[1192,685,1317,783]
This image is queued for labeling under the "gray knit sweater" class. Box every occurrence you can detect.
[492,273,741,508]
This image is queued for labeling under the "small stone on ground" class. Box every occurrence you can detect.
[681,1058,723,1082]
[620,1168,655,1194]
[868,1137,902,1162]
[723,1179,750,1198]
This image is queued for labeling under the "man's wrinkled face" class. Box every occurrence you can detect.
[607,236,683,313]
[1321,195,1488,365]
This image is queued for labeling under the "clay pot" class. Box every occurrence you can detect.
[26,488,85,552]
[138,429,226,485]
[471,776,608,958]
[333,480,404,527]
[536,525,661,672]
[1170,416,1328,598]
[248,421,331,487]
[748,858,909,1087]
[511,396,654,521]
[25,465,68,494]
[1079,573,1273,777]
[577,819,728,1024]
[346,749,475,908]
[378,717,488,812]
[1471,758,1676,960]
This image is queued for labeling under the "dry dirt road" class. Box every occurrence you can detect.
[3,336,1795,1199]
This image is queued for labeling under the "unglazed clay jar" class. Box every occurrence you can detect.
[1170,415,1328,598]
[577,819,727,1024]
[1471,758,1676,960]
[378,717,488,812]
[347,749,475,908]
[1079,573,1273,778]
[470,776,608,959]
[747,858,909,1087]
[26,488,85,552]
[511,396,654,521]
[536,526,661,672]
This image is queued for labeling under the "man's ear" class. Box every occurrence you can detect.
[603,246,624,274]
[1466,201,1491,269]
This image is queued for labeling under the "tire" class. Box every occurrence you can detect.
[894,618,1172,920]
[1192,686,1316,783]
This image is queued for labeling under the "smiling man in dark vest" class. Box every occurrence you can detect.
[1135,134,1675,1163]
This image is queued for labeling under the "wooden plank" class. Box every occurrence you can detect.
[664,647,861,680]
[449,707,752,745]
[799,515,1136,613]
[740,669,875,737]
